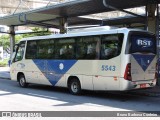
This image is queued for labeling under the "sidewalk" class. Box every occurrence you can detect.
[0,67,11,80]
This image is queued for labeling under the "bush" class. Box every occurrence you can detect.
[0,59,8,67]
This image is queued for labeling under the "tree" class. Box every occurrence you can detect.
[0,34,22,54]
[22,27,51,38]
[0,27,51,54]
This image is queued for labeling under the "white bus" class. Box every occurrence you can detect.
[10,27,157,95]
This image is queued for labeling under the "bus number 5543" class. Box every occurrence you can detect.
[101,65,116,71]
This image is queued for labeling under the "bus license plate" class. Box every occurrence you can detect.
[140,84,146,88]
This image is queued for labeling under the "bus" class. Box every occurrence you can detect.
[10,27,157,95]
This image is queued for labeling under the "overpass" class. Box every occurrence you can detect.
[0,0,159,54]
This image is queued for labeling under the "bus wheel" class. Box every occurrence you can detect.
[68,78,81,95]
[18,74,28,88]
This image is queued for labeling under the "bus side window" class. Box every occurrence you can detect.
[36,40,55,59]
[76,38,87,59]
[77,36,99,59]
[55,38,75,59]
[101,34,123,60]
[66,44,75,59]
[47,46,54,59]
[86,43,96,59]
[59,45,67,59]
[26,41,37,59]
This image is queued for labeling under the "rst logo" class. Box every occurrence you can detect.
[136,38,152,48]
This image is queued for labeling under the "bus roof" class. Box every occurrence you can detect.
[20,27,150,42]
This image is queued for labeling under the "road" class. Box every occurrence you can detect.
[0,78,160,119]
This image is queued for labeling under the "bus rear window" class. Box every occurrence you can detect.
[127,33,156,54]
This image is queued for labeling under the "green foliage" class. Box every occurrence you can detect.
[0,27,51,54]
[0,35,10,54]
[0,34,22,54]
[0,59,8,67]
[0,35,9,47]
[22,27,51,38]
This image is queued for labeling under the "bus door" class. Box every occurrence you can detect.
[11,41,26,80]
[25,60,40,83]
[130,33,156,82]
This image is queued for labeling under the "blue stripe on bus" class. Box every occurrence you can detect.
[132,54,155,71]
[33,60,77,85]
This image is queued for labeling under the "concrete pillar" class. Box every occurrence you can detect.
[59,17,67,34]
[9,26,15,58]
[147,4,156,34]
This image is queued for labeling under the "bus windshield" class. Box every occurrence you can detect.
[13,41,25,62]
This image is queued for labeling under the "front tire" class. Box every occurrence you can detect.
[68,78,81,95]
[18,74,28,88]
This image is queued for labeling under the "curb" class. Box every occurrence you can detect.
[132,91,160,97]
[0,77,11,80]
